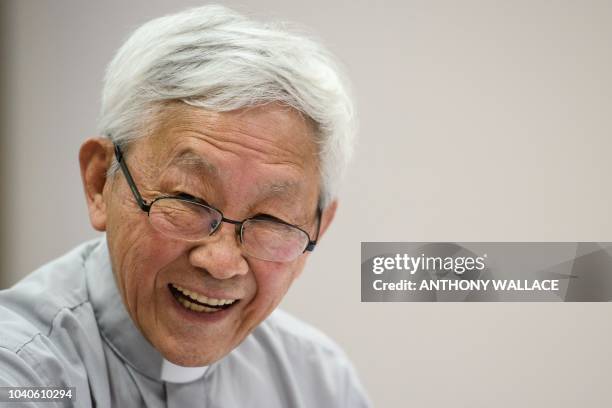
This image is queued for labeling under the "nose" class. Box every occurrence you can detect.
[188,222,249,279]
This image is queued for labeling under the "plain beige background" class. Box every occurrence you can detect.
[2,1,612,406]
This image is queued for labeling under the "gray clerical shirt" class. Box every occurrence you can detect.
[0,238,371,407]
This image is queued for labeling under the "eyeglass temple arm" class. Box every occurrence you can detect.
[304,207,323,252]
[113,144,151,212]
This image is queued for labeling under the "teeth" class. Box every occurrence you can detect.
[177,297,218,313]
[173,285,237,308]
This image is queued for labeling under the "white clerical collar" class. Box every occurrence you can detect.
[161,359,209,383]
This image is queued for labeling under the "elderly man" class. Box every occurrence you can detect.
[0,5,370,408]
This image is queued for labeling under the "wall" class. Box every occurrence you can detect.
[2,1,612,406]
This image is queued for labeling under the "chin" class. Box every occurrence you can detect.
[159,339,223,367]
[162,349,214,367]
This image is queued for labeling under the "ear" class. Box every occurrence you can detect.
[316,199,338,240]
[79,137,114,231]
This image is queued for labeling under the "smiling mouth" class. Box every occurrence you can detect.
[168,283,239,313]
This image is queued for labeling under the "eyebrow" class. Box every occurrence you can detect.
[166,149,304,202]
[260,180,301,198]
[167,150,219,176]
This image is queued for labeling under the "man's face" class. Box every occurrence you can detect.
[100,103,321,366]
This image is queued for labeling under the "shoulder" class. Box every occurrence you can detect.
[0,240,100,350]
[259,308,347,358]
[0,240,102,384]
[236,309,371,407]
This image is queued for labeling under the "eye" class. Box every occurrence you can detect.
[175,191,207,205]
[253,213,292,225]
[176,192,196,200]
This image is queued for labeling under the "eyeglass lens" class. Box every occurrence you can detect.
[148,197,309,262]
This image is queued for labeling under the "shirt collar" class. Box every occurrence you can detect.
[161,360,208,383]
[85,237,208,383]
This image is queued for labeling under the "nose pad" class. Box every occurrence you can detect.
[234,223,243,243]
[209,218,221,232]
[188,221,248,279]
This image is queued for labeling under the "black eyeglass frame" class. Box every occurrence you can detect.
[113,143,321,255]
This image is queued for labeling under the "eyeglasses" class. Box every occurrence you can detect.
[113,144,321,262]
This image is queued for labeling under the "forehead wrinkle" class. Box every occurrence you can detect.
[177,117,316,167]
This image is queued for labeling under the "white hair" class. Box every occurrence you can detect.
[98,5,355,208]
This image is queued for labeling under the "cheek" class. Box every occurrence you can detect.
[249,260,303,309]
[108,218,184,310]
